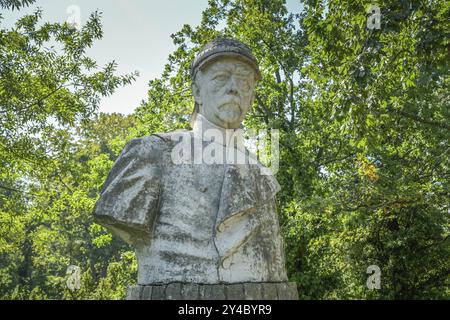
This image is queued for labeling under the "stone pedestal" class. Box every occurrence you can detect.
[126,282,298,300]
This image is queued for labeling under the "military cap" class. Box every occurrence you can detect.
[190,37,261,81]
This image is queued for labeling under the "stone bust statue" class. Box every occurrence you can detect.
[93,38,298,300]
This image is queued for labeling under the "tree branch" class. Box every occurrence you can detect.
[397,110,450,130]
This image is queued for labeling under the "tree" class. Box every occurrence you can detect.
[0,112,137,299]
[0,0,138,184]
[0,0,138,299]
[288,0,449,299]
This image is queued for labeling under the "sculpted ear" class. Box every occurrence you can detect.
[192,77,202,105]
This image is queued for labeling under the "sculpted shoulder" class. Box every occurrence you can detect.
[121,132,188,162]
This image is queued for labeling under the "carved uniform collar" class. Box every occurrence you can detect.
[192,113,246,152]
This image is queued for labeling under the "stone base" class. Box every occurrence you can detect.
[126,282,298,300]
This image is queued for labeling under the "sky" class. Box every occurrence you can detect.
[2,0,303,115]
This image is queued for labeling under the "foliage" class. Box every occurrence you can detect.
[1,0,137,299]
[0,112,137,300]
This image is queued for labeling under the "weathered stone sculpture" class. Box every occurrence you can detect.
[93,38,298,300]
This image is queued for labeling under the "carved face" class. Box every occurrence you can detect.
[192,57,256,129]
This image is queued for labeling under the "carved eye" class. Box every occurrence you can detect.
[238,79,251,92]
[213,74,228,82]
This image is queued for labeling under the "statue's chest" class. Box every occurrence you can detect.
[157,163,225,240]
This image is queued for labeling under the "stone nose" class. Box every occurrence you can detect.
[226,76,239,96]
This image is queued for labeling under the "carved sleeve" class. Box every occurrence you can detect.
[93,136,164,246]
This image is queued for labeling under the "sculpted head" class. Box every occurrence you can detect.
[190,38,261,129]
